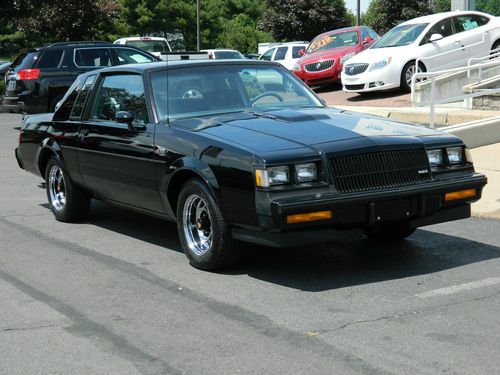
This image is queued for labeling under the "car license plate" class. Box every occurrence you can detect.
[7,80,16,91]
[369,199,414,224]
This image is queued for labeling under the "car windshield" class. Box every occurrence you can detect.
[151,64,322,121]
[306,31,359,53]
[10,51,39,71]
[126,40,169,53]
[372,23,429,48]
[213,51,245,59]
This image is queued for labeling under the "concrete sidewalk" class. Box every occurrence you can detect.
[470,143,500,219]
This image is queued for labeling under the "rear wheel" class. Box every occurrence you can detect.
[400,61,425,92]
[45,156,90,221]
[176,178,239,270]
[364,222,416,241]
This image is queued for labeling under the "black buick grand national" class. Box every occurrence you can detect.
[15,60,487,270]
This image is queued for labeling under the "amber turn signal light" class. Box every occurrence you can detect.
[444,189,476,201]
[286,210,332,224]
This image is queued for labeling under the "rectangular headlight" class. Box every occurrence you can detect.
[295,163,317,183]
[255,166,290,187]
[427,149,444,166]
[447,147,464,164]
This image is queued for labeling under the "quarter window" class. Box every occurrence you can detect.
[70,75,96,119]
[90,74,149,124]
[292,46,304,58]
[274,47,288,61]
[75,48,112,67]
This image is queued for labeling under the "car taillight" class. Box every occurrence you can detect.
[17,68,40,80]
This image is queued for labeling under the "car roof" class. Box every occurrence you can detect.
[400,10,491,25]
[201,49,241,52]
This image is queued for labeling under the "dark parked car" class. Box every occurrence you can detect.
[3,41,157,114]
[15,60,487,270]
[0,61,11,81]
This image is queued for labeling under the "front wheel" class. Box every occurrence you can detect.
[45,156,90,221]
[176,178,239,270]
[400,61,425,92]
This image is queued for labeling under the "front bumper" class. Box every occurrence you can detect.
[341,66,400,92]
[232,174,487,247]
[293,65,342,87]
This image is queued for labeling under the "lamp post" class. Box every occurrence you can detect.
[356,0,361,26]
[196,0,200,51]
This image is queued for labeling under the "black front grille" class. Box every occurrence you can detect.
[331,149,432,194]
[344,63,369,75]
[304,59,335,72]
[345,84,365,90]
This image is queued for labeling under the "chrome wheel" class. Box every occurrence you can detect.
[182,194,213,256]
[48,165,66,211]
[405,64,423,86]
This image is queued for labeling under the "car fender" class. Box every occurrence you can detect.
[36,137,65,177]
[159,157,220,219]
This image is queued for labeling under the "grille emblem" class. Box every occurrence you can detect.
[418,169,429,174]
[349,66,355,74]
[316,62,321,70]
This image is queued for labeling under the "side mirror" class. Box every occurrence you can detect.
[363,37,374,45]
[115,110,135,128]
[429,33,443,43]
[299,49,305,56]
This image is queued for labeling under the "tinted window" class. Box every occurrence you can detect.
[36,49,63,69]
[151,65,321,121]
[114,48,155,64]
[126,40,169,53]
[421,18,454,44]
[10,52,39,71]
[453,14,489,33]
[274,47,288,61]
[292,46,304,58]
[70,75,96,119]
[213,51,244,59]
[75,48,112,67]
[90,74,148,124]
[259,48,275,61]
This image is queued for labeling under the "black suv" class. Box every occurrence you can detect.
[3,41,158,114]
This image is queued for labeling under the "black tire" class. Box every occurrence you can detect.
[491,40,500,57]
[45,156,90,222]
[176,178,239,270]
[400,61,425,92]
[364,223,416,241]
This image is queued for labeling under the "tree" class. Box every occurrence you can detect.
[476,0,500,15]
[259,0,352,42]
[362,0,433,35]
[217,14,272,53]
[431,0,450,13]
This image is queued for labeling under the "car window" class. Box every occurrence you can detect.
[421,18,454,44]
[307,31,359,53]
[213,51,244,59]
[151,65,321,121]
[372,23,428,48]
[90,74,149,124]
[361,28,369,42]
[259,48,275,61]
[70,74,96,119]
[75,48,112,67]
[114,48,155,64]
[10,51,39,71]
[125,40,169,53]
[368,28,379,40]
[274,47,288,61]
[292,46,304,58]
[453,14,489,33]
[36,49,64,69]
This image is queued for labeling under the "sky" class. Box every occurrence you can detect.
[345,0,370,14]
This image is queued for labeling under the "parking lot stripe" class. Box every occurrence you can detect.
[415,277,500,298]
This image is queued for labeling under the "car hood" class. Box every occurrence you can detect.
[301,47,356,64]
[175,107,453,154]
[349,44,412,64]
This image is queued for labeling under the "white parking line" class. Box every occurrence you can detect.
[415,277,500,298]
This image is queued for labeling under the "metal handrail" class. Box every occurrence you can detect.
[410,58,500,128]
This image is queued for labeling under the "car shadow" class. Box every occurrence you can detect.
[40,200,500,292]
[345,89,408,103]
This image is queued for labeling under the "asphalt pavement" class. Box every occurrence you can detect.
[1,113,500,374]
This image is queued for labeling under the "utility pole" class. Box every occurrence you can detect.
[356,0,361,26]
[196,0,200,51]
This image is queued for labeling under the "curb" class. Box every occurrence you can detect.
[441,116,500,149]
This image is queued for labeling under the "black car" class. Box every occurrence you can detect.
[0,61,11,81]
[15,60,487,270]
[3,41,157,114]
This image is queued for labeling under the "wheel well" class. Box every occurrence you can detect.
[492,39,500,49]
[404,60,427,72]
[167,170,204,217]
[38,148,57,177]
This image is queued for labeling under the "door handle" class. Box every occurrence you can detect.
[79,129,89,140]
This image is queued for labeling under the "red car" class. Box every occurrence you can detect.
[293,26,379,87]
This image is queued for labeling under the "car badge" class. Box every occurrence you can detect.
[316,62,321,70]
[349,66,355,74]
[418,169,429,174]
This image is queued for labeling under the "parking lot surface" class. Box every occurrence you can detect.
[315,84,411,107]
[1,113,499,374]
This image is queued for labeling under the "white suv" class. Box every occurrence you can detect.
[114,37,171,60]
[259,43,308,70]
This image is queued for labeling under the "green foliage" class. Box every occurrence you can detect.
[362,0,433,35]
[476,0,500,15]
[217,14,273,53]
[431,0,451,13]
[259,0,352,41]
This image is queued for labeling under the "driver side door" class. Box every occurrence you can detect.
[77,73,164,213]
